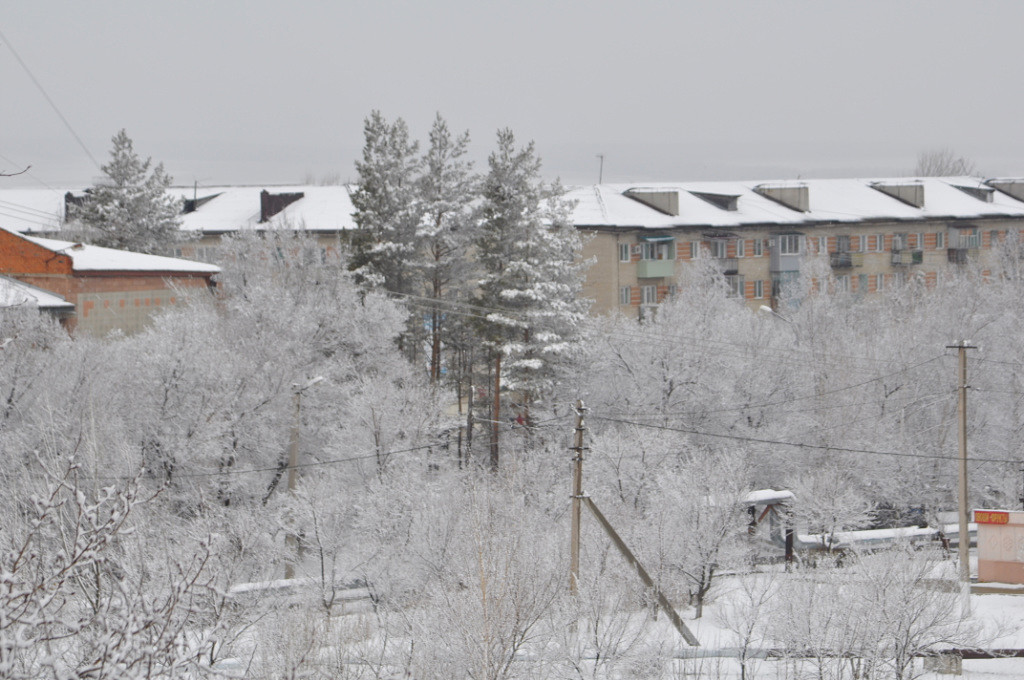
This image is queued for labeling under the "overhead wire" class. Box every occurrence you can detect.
[0,26,101,171]
[588,413,1022,466]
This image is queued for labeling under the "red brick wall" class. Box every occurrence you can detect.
[0,230,73,276]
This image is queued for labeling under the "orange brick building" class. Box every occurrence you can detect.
[0,227,218,335]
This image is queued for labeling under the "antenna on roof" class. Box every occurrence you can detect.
[597,154,605,185]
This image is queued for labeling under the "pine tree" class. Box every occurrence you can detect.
[72,129,182,254]
[350,111,422,295]
[417,114,477,383]
[475,129,588,466]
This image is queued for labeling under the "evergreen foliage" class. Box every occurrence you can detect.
[72,129,182,254]
[349,111,422,294]
[474,128,588,406]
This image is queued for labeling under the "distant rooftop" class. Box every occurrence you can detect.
[568,177,1024,230]
[14,231,220,274]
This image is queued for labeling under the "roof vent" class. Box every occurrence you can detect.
[260,190,305,223]
[623,188,679,217]
[753,183,809,212]
[183,192,223,214]
[950,184,994,203]
[690,191,740,211]
[987,179,1024,203]
[871,182,924,208]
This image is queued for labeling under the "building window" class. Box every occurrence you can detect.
[641,240,673,260]
[641,285,658,305]
[835,275,850,294]
[754,279,764,299]
[667,284,678,298]
[836,235,851,253]
[619,286,631,305]
[619,243,631,262]
[817,236,828,254]
[725,275,745,298]
[892,233,907,251]
[736,239,745,257]
[709,239,728,259]
[936,231,945,249]
[779,234,801,255]
[690,241,700,259]
[858,273,868,293]
[875,234,885,252]
[914,232,924,250]
[753,238,763,256]
[876,273,885,292]
[990,230,1000,248]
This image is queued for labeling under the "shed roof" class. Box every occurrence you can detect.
[0,275,74,310]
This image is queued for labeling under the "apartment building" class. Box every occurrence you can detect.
[568,177,1024,315]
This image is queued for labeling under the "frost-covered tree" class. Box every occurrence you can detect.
[350,110,422,296]
[417,113,477,383]
[474,129,588,465]
[913,148,977,176]
[71,129,182,254]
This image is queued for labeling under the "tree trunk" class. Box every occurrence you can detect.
[490,352,501,472]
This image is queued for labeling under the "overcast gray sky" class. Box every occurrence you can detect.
[3,1,1023,189]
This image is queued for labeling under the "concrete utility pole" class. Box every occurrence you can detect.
[946,341,975,590]
[570,400,586,596]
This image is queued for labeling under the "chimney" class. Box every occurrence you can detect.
[260,190,305,222]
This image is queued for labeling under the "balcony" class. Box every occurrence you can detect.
[715,257,739,275]
[947,248,979,265]
[636,259,675,279]
[891,249,923,266]
[829,252,863,269]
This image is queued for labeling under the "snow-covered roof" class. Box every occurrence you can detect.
[0,185,357,236]
[742,489,795,506]
[569,177,1024,230]
[0,275,74,310]
[15,232,220,274]
[170,185,357,234]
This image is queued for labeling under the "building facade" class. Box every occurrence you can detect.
[0,228,219,335]
[568,178,1024,316]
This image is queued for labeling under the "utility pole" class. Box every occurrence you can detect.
[566,407,698,646]
[597,154,605,184]
[284,376,323,579]
[570,400,586,595]
[946,341,975,591]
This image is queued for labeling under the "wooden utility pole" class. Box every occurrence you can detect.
[284,376,323,579]
[946,341,975,589]
[570,400,586,596]
[566,406,698,646]
[284,388,302,579]
[583,498,699,647]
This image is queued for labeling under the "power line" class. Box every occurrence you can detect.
[92,441,444,482]
[0,26,102,171]
[589,413,1022,466]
